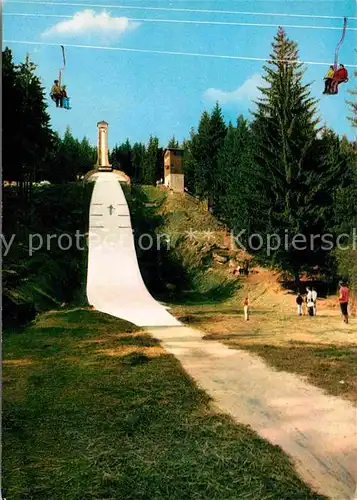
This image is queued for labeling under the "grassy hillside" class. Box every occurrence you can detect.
[3,308,325,500]
[125,186,243,303]
[2,182,93,326]
[172,267,357,402]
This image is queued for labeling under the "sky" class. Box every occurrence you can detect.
[3,0,357,148]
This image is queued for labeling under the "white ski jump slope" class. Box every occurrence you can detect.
[86,172,181,327]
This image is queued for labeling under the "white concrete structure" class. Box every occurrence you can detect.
[86,172,180,327]
[89,170,130,184]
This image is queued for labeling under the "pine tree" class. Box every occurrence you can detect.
[215,116,261,237]
[189,104,227,203]
[333,144,357,230]
[2,48,54,196]
[2,48,22,184]
[132,142,146,184]
[334,138,357,294]
[190,112,210,197]
[49,128,96,182]
[251,28,336,277]
[167,135,180,148]
[182,137,195,193]
[142,136,160,185]
[335,85,357,295]
[208,103,228,208]
[346,49,357,127]
[110,139,133,176]
[15,53,54,195]
[79,137,97,175]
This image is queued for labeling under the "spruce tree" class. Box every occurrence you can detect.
[252,28,337,277]
[15,53,54,194]
[182,137,195,193]
[215,116,262,238]
[167,135,180,148]
[3,48,22,184]
[110,139,133,176]
[132,142,146,184]
[78,137,97,176]
[2,48,53,194]
[49,128,97,182]
[191,110,211,198]
[346,50,357,127]
[189,104,227,203]
[208,103,228,209]
[142,136,160,185]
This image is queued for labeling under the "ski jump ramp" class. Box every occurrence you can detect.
[86,172,181,327]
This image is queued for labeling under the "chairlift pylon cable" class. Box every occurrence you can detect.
[334,17,348,70]
[3,11,357,32]
[4,39,357,68]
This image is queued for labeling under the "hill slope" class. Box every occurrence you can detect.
[126,186,248,302]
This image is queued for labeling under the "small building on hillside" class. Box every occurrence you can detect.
[163,148,184,192]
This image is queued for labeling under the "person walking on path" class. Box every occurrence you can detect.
[339,281,349,324]
[311,287,318,315]
[296,293,303,316]
[243,297,249,321]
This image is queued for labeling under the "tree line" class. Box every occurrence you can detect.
[3,48,97,193]
[183,30,356,283]
[2,29,356,284]
[2,47,179,191]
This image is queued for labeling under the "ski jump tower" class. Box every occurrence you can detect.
[95,121,112,172]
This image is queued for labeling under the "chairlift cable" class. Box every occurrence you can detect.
[3,12,357,32]
[5,1,357,21]
[4,39,357,68]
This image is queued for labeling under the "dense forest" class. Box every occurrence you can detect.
[2,28,356,290]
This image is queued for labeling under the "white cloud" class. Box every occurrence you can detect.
[203,74,266,105]
[42,10,140,38]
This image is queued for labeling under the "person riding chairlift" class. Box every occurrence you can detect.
[330,64,348,94]
[323,65,334,94]
[61,85,70,109]
[50,79,63,107]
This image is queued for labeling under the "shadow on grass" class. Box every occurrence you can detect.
[280,279,335,298]
[121,352,151,366]
[3,309,327,500]
[125,185,194,295]
[169,279,240,306]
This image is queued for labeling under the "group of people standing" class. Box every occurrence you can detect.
[50,80,70,109]
[243,282,350,323]
[296,282,350,323]
[323,64,348,94]
[296,287,317,316]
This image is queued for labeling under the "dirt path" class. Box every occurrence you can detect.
[147,325,357,500]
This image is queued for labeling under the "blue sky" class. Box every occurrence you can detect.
[3,0,357,148]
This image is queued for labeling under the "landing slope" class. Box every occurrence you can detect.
[86,173,180,327]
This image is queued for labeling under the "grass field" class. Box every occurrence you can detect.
[172,269,357,403]
[3,308,325,500]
